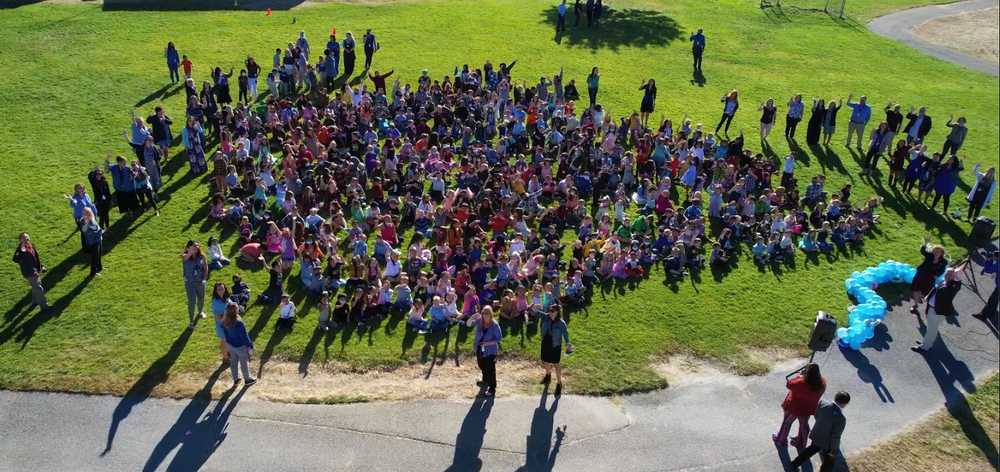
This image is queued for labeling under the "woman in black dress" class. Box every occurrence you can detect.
[342,32,357,78]
[639,78,657,128]
[805,98,825,146]
[213,66,233,105]
[539,305,572,395]
[909,236,948,315]
[200,81,220,137]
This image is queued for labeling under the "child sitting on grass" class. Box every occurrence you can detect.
[257,261,283,304]
[664,246,687,279]
[752,236,769,264]
[709,242,730,266]
[407,298,430,333]
[275,294,296,330]
[207,236,231,270]
[230,274,251,313]
[316,291,332,331]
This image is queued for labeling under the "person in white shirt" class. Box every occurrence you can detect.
[276,294,296,330]
[781,152,797,188]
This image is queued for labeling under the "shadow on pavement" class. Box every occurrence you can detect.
[444,396,495,472]
[517,390,564,472]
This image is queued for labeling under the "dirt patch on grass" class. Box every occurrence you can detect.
[654,353,754,388]
[912,7,1000,62]
[153,354,548,403]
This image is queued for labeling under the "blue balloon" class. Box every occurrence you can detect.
[864,324,875,339]
[845,278,857,289]
[837,327,849,340]
[851,271,863,280]
[850,339,862,350]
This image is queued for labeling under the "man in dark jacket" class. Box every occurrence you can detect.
[13,233,50,311]
[913,267,963,353]
[903,105,932,144]
[789,391,850,472]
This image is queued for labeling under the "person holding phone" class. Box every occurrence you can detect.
[540,305,572,395]
[181,240,209,329]
[467,306,502,397]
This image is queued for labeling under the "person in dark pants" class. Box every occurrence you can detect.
[912,267,963,353]
[88,167,113,230]
[540,305,572,396]
[715,90,739,136]
[81,208,104,276]
[785,94,804,139]
[574,0,582,27]
[690,29,705,70]
[362,29,376,71]
[976,254,998,318]
[343,32,357,77]
[467,306,502,397]
[586,0,594,26]
[965,164,995,222]
[13,232,50,312]
[556,0,567,33]
[789,391,850,472]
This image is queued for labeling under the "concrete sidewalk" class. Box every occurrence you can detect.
[1,251,997,472]
[869,0,1000,77]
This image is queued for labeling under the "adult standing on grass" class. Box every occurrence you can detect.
[343,32,357,78]
[467,305,502,397]
[182,240,209,330]
[574,0,582,27]
[758,98,776,142]
[245,55,262,102]
[105,152,139,217]
[363,28,377,71]
[860,120,890,176]
[965,163,995,222]
[124,133,163,192]
[80,208,104,277]
[65,183,98,251]
[912,267,963,353]
[145,106,173,163]
[821,98,841,146]
[714,90,738,136]
[929,154,961,215]
[586,67,600,108]
[638,78,657,127]
[540,305,571,396]
[844,93,870,150]
[165,42,180,84]
[773,363,825,447]
[586,0,594,27]
[785,94,804,139]
[222,304,257,388]
[805,98,825,146]
[941,114,967,157]
[882,102,903,152]
[296,31,311,61]
[87,167,113,231]
[689,28,705,70]
[211,282,232,364]
[788,391,850,472]
[909,236,948,316]
[13,233,50,312]
[903,105,932,144]
[557,0,567,33]
[593,0,603,29]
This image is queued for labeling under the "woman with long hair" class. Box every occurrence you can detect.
[211,282,232,363]
[861,121,891,176]
[822,98,842,146]
[805,98,825,146]
[65,182,98,251]
[343,32,357,77]
[758,98,776,142]
[181,116,208,174]
[930,154,961,216]
[540,304,572,396]
[965,164,996,222]
[182,240,209,329]
[773,363,826,447]
[467,305,503,397]
[586,67,600,108]
[165,42,180,84]
[715,90,739,136]
[910,237,948,315]
[80,208,104,277]
[222,304,257,388]
[638,78,656,127]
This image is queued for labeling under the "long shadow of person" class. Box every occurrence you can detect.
[517,391,565,472]
[102,329,192,455]
[443,396,495,472]
[840,345,894,403]
[919,337,997,469]
[141,366,247,471]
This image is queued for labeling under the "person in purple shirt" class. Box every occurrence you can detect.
[467,306,502,396]
[165,42,181,84]
[363,28,377,71]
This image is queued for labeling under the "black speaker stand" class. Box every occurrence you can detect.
[785,350,817,380]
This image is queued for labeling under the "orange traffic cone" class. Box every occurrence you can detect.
[266,7,271,15]
[332,28,336,35]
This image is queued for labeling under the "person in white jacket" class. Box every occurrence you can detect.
[965,163,996,222]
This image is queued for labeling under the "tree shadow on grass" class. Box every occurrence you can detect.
[541,6,684,51]
[103,0,306,11]
[103,328,193,455]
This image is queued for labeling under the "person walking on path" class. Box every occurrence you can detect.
[789,391,850,472]
[785,94,804,139]
[467,306,502,397]
[80,208,104,277]
[912,266,963,353]
[844,93,870,150]
[941,114,967,157]
[556,0,567,33]
[363,29,377,71]
[222,304,257,388]
[690,29,705,70]
[715,90,739,136]
[165,42,181,84]
[182,240,209,330]
[773,363,825,447]
[540,305,572,396]
[13,233,50,312]
[910,237,948,315]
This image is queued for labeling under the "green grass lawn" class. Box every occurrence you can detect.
[0,0,996,397]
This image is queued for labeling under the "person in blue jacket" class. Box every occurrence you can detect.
[222,304,258,388]
[65,182,98,251]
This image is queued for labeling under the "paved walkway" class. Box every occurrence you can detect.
[1,250,997,471]
[869,0,1000,77]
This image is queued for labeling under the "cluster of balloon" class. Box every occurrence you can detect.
[837,261,916,350]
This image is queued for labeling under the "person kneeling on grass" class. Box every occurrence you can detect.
[275,294,296,331]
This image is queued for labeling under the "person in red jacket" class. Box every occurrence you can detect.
[773,363,826,447]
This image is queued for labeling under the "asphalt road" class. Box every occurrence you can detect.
[869,0,1000,77]
[1,250,997,472]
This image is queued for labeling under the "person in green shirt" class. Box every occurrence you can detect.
[616,216,633,241]
[631,214,653,239]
